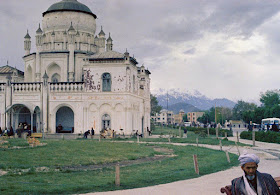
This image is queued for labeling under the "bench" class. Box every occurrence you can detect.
[220,176,280,194]
[30,133,43,138]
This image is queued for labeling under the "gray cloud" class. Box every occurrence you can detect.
[1,0,280,101]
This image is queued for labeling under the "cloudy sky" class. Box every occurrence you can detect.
[1,0,280,102]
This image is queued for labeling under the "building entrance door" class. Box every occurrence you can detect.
[102,114,111,130]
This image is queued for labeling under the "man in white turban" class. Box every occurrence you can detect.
[231,153,280,195]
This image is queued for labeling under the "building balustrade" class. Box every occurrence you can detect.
[49,82,84,92]
[13,82,42,92]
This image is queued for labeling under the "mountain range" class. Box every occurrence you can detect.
[153,88,236,113]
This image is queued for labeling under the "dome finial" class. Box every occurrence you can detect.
[36,23,43,34]
[68,21,75,32]
[99,26,105,37]
[24,29,31,39]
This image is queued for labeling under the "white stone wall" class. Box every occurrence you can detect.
[48,92,149,135]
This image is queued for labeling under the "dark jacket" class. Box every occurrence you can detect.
[231,171,280,195]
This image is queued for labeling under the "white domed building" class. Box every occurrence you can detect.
[0,0,151,136]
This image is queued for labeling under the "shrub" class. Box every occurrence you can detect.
[184,127,233,137]
[240,131,280,144]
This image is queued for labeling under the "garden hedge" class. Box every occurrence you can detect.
[240,131,280,144]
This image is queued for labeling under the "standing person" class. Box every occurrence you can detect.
[183,128,188,138]
[271,122,279,132]
[91,128,95,139]
[147,127,151,136]
[231,153,280,195]
[266,124,270,131]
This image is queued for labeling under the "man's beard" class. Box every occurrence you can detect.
[244,171,256,180]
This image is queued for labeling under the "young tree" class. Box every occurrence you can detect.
[150,94,162,115]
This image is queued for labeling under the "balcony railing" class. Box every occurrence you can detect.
[13,82,42,92]
[49,82,84,92]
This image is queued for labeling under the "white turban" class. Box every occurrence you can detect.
[238,153,260,166]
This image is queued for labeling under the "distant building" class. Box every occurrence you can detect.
[174,109,185,125]
[151,109,174,125]
[0,64,24,83]
[187,112,204,123]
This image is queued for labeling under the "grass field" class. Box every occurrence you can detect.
[0,139,239,194]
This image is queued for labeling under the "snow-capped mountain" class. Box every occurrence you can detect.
[153,88,236,112]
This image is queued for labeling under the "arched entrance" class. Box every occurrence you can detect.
[5,103,41,133]
[102,114,111,130]
[56,106,74,133]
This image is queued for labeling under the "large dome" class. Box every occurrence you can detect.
[43,0,97,18]
[42,0,96,34]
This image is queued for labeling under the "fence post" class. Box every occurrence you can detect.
[179,126,181,138]
[193,154,199,175]
[219,139,222,151]
[252,131,255,146]
[236,131,239,142]
[115,164,120,186]
[137,135,140,143]
[207,127,210,137]
[226,151,231,163]
[225,132,227,138]
[216,127,218,139]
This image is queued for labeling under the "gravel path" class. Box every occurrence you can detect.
[83,137,280,195]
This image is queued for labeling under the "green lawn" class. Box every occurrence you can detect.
[0,139,239,194]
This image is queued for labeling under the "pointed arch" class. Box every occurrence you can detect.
[47,62,61,82]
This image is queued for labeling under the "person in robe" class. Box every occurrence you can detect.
[231,153,280,195]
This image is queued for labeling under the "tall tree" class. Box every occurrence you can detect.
[232,100,257,120]
[150,94,162,115]
[260,90,280,108]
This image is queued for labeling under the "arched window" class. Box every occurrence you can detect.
[102,73,111,92]
[51,73,61,83]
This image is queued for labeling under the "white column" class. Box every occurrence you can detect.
[35,51,41,82]
[31,113,34,133]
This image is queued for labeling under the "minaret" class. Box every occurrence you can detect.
[24,30,31,55]
[106,33,113,51]
[35,24,43,82]
[124,49,130,63]
[68,22,76,82]
[98,26,106,53]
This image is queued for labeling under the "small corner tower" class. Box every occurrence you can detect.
[24,30,31,55]
[106,33,113,51]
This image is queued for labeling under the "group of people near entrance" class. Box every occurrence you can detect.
[231,153,280,194]
[0,127,14,137]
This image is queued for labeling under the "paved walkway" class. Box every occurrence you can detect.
[85,137,280,195]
